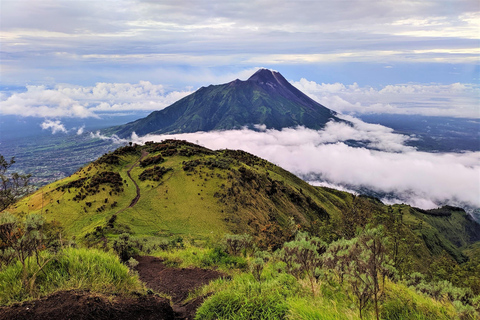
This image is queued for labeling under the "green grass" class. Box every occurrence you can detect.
[195,272,299,320]
[380,280,458,320]
[0,247,143,306]
[152,242,248,271]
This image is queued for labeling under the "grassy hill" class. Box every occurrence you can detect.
[2,140,480,318]
[5,140,479,264]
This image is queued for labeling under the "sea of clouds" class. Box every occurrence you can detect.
[91,115,480,211]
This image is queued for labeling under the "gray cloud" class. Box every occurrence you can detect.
[1,1,478,86]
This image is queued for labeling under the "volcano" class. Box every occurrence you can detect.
[109,69,340,137]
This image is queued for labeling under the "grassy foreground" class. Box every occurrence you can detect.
[0,247,143,305]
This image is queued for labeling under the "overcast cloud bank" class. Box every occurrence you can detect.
[2,0,478,87]
[92,117,480,211]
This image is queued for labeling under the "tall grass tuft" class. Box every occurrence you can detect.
[380,280,458,320]
[195,272,299,320]
[0,247,143,305]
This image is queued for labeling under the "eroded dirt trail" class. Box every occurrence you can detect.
[115,150,148,215]
[135,256,226,320]
[127,150,148,208]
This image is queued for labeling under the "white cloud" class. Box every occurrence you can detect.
[76,125,85,135]
[1,0,478,86]
[0,85,96,118]
[40,120,67,134]
[292,79,480,118]
[123,123,480,210]
[0,82,193,118]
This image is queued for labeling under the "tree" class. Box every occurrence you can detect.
[0,155,32,211]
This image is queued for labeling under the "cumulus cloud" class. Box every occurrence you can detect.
[0,82,192,118]
[40,120,67,134]
[293,79,480,118]
[76,125,85,135]
[120,121,479,210]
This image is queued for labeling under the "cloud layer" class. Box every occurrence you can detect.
[93,117,480,210]
[0,82,192,118]
[293,79,480,118]
[1,1,478,87]
[2,78,477,119]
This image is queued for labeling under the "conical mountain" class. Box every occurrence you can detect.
[109,69,340,137]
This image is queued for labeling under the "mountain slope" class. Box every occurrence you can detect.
[108,69,340,137]
[5,140,480,262]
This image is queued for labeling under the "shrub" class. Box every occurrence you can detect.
[223,234,253,257]
[113,233,140,262]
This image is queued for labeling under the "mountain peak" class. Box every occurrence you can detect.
[109,69,340,137]
[247,68,284,85]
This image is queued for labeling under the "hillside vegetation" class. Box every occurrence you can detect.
[1,140,480,319]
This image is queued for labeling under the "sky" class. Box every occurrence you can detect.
[1,0,479,119]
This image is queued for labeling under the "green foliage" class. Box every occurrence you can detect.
[223,234,253,256]
[250,250,271,282]
[324,227,394,319]
[195,273,299,320]
[278,232,326,295]
[0,213,63,294]
[113,233,140,262]
[381,280,458,320]
[0,247,142,305]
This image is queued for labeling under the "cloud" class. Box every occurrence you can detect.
[1,1,478,86]
[40,120,67,134]
[76,125,85,135]
[121,121,479,210]
[292,79,480,118]
[0,82,193,118]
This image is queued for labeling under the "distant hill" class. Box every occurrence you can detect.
[107,69,341,137]
[5,140,480,265]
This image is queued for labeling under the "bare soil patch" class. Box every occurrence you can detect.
[0,290,174,320]
[0,256,225,320]
[135,256,226,319]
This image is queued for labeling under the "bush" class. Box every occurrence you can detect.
[113,233,140,262]
[223,234,253,257]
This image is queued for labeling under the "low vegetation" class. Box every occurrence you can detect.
[0,141,479,319]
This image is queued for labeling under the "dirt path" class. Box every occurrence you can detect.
[135,256,226,320]
[114,150,148,215]
[126,150,148,208]
[0,256,225,320]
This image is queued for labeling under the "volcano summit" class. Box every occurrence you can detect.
[109,69,340,137]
